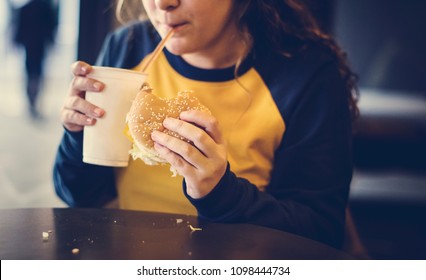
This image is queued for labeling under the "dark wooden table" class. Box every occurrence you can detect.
[0,208,353,260]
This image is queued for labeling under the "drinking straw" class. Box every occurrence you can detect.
[141,28,175,73]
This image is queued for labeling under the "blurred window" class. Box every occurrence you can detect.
[334,0,426,96]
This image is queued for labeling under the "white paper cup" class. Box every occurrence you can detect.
[83,66,147,167]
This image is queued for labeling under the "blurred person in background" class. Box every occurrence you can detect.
[12,0,58,119]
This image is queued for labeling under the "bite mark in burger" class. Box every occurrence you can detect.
[126,83,210,175]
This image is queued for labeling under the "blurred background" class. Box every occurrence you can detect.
[0,0,425,259]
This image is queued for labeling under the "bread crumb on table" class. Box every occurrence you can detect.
[189,225,202,232]
[42,232,49,241]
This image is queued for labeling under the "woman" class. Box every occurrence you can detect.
[54,0,358,249]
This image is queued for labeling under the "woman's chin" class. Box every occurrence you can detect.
[165,41,192,56]
[165,46,183,56]
[166,46,187,55]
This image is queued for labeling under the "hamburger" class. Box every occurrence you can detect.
[126,83,210,172]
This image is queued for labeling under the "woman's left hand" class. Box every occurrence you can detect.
[151,110,227,199]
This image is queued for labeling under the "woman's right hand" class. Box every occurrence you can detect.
[61,61,106,132]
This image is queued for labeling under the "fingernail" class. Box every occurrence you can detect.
[93,82,102,90]
[81,66,87,74]
[163,117,172,126]
[94,108,103,117]
[151,131,159,140]
[87,117,94,124]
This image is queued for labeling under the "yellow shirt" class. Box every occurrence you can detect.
[115,52,284,215]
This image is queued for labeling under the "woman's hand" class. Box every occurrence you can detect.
[61,61,105,132]
[151,110,227,199]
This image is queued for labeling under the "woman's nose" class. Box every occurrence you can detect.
[154,0,179,11]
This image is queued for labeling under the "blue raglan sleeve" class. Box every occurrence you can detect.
[184,60,352,248]
[52,29,123,207]
[53,26,135,207]
[53,21,158,207]
[53,130,116,207]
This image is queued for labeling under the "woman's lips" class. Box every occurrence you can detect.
[166,22,188,32]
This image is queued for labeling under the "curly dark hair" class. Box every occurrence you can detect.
[115,0,359,119]
[233,0,359,119]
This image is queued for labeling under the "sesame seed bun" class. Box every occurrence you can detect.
[126,84,210,171]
